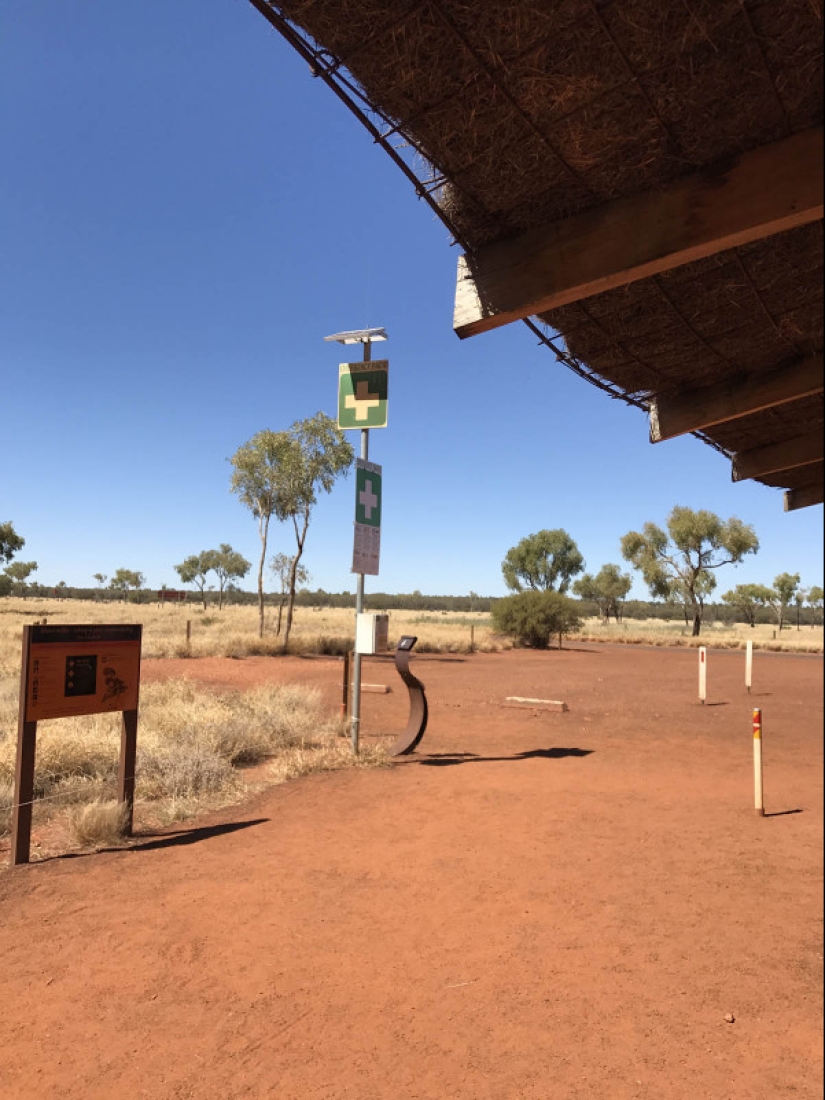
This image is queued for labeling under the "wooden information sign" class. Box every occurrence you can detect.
[11,624,142,866]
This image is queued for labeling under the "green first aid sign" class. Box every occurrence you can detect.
[338,361,388,429]
[355,460,382,527]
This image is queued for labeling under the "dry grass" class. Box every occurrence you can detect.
[0,673,380,846]
[67,799,130,848]
[0,598,501,664]
[266,739,391,785]
[576,617,824,653]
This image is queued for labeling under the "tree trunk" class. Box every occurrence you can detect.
[276,596,284,636]
[282,512,308,653]
[257,515,270,639]
[692,612,702,636]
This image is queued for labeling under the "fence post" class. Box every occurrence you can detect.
[698,646,707,704]
[753,708,764,816]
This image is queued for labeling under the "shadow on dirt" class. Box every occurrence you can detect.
[764,808,803,817]
[44,818,270,862]
[415,748,593,766]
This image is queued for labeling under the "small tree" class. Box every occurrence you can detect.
[621,507,759,637]
[721,583,767,627]
[492,590,581,649]
[93,573,108,597]
[4,560,38,598]
[270,552,310,635]
[573,564,632,623]
[1,521,25,564]
[212,544,251,610]
[109,569,145,601]
[793,587,808,631]
[230,413,353,645]
[768,572,801,632]
[175,552,215,610]
[808,585,824,627]
[502,529,584,594]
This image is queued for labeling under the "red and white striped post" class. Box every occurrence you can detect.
[698,646,707,704]
[753,708,764,816]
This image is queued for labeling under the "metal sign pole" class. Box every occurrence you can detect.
[351,337,371,754]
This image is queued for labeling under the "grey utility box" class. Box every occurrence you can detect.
[355,613,389,655]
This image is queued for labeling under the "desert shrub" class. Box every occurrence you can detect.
[137,732,235,800]
[267,738,390,785]
[0,777,13,836]
[67,799,130,848]
[491,591,581,649]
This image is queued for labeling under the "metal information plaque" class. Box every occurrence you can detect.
[23,624,142,721]
[352,458,382,575]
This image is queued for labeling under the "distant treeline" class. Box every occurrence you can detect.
[12,585,823,627]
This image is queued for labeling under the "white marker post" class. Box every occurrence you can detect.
[745,639,753,694]
[753,708,764,816]
[698,646,707,704]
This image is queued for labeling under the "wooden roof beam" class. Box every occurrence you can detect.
[649,354,824,442]
[453,126,823,339]
[732,430,823,482]
[784,483,824,510]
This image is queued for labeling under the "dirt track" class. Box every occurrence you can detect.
[1,644,822,1099]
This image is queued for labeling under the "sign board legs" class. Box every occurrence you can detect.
[119,709,138,835]
[11,718,37,867]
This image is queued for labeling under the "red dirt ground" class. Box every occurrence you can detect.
[1,644,822,1100]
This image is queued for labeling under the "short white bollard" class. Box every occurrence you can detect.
[745,639,753,694]
[753,708,764,816]
[698,646,707,704]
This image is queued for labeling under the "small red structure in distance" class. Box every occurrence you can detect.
[157,590,187,603]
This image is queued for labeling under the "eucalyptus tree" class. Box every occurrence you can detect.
[621,506,759,636]
[175,552,216,609]
[793,586,808,630]
[4,560,37,598]
[1,521,24,564]
[768,572,801,632]
[808,585,824,626]
[502,529,584,594]
[573,563,632,622]
[270,552,310,635]
[230,413,353,644]
[721,583,768,627]
[109,569,145,601]
[212,544,251,609]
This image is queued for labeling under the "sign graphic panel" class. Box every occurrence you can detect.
[352,458,382,575]
[337,361,388,429]
[355,461,382,527]
[24,624,142,721]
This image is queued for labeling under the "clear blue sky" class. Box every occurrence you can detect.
[2,1,823,601]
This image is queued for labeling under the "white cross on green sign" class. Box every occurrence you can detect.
[355,461,381,527]
[338,361,388,429]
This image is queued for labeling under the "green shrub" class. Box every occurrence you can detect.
[491,591,581,649]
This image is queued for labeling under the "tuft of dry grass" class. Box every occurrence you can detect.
[0,777,13,838]
[266,737,391,785]
[67,799,130,849]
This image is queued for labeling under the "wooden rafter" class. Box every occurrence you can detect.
[732,430,823,482]
[453,126,824,339]
[649,354,824,442]
[784,483,825,510]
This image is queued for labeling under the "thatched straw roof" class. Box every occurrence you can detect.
[251,0,823,508]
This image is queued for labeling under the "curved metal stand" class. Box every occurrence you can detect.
[389,636,428,756]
